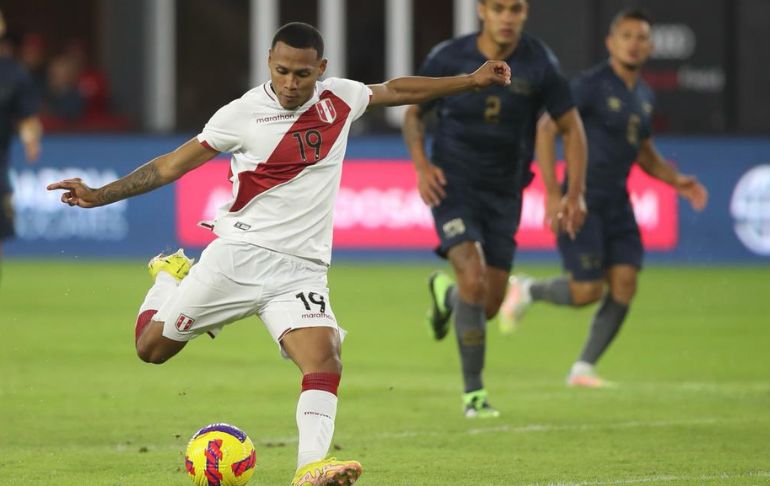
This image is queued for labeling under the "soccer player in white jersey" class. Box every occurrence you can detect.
[47,23,511,486]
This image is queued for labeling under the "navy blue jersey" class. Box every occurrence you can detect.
[0,57,39,192]
[572,62,655,197]
[418,33,574,194]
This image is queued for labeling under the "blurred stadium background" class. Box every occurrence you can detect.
[2,1,769,485]
[3,0,770,261]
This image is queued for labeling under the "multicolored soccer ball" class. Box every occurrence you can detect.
[184,423,257,486]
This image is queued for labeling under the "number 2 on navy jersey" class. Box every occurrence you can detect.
[485,95,501,124]
[292,129,323,161]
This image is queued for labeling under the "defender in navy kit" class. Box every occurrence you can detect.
[403,0,588,418]
[501,9,708,387]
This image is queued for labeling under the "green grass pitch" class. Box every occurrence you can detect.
[1,260,769,485]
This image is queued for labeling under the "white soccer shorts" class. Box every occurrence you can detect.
[154,238,343,354]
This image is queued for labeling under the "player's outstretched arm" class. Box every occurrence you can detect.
[636,139,708,211]
[47,138,219,208]
[368,61,511,107]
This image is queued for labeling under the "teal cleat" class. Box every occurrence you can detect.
[426,271,454,340]
[463,389,500,419]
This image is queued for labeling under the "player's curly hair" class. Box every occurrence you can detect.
[272,22,325,59]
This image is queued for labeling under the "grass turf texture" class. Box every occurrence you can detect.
[1,260,769,485]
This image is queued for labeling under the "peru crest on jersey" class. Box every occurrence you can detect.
[315,98,338,124]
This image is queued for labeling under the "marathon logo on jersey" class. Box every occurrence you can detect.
[443,218,466,238]
[315,99,337,124]
[301,312,335,321]
[175,314,195,332]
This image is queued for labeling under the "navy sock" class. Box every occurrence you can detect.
[579,295,629,364]
[453,298,486,393]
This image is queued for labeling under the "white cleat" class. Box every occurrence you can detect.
[566,361,615,388]
[498,275,533,335]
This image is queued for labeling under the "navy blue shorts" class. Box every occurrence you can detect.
[0,192,14,240]
[431,176,521,271]
[558,197,643,281]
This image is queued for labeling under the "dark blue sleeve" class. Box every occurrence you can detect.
[641,89,655,141]
[13,68,41,119]
[569,76,593,116]
[541,50,574,120]
[417,43,450,114]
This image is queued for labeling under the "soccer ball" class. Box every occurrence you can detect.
[184,423,257,486]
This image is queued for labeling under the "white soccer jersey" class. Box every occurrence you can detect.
[196,77,372,265]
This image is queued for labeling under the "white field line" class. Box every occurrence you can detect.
[631,382,770,393]
[256,416,745,446]
[527,470,770,486]
[464,417,731,437]
[499,382,770,398]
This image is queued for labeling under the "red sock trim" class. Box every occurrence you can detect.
[301,372,341,396]
[135,310,157,344]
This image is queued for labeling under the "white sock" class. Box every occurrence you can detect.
[139,271,178,314]
[296,389,338,469]
[571,360,595,376]
[522,278,533,302]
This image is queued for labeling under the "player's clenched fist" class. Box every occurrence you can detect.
[470,61,512,89]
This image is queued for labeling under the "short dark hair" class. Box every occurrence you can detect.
[272,22,324,58]
[610,8,653,32]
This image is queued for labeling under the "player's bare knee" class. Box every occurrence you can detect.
[283,327,343,374]
[456,269,488,303]
[136,339,175,365]
[136,343,163,364]
[485,293,504,319]
[300,348,342,374]
[610,279,637,304]
[570,281,604,306]
[136,340,166,364]
[321,354,343,375]
[146,353,171,365]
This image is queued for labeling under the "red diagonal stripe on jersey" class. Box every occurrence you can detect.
[229,91,351,212]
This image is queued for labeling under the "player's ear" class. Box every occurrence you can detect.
[318,58,328,77]
[476,0,485,22]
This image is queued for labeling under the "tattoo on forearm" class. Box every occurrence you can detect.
[96,161,162,204]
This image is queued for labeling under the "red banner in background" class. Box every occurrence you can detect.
[177,160,678,250]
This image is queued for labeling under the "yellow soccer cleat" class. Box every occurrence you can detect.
[291,457,363,486]
[147,248,194,281]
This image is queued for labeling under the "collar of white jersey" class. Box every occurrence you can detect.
[261,82,321,112]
